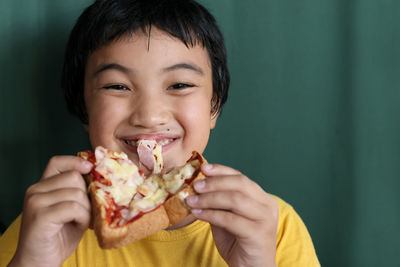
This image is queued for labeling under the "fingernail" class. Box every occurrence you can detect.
[187,195,198,205]
[83,160,93,169]
[194,180,205,191]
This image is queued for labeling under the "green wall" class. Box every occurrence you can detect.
[1,1,399,266]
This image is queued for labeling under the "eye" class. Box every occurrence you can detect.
[103,84,129,91]
[168,83,194,90]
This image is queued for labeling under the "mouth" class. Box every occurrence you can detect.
[123,138,175,147]
[121,135,178,152]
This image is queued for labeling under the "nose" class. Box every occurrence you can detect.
[128,92,170,129]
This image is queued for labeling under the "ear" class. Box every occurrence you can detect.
[210,95,219,129]
[210,111,218,129]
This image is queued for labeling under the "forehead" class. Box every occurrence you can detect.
[85,27,212,76]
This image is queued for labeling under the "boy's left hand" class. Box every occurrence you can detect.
[186,163,279,267]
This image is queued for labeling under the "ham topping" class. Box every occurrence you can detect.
[137,140,163,174]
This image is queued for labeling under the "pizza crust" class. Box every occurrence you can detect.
[164,153,206,225]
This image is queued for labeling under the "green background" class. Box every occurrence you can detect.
[1,0,399,266]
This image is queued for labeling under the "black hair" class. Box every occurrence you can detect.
[62,0,230,124]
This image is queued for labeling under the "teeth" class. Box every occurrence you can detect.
[157,139,174,146]
[125,140,137,146]
[125,139,174,147]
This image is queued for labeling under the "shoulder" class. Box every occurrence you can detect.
[0,215,22,266]
[272,196,321,267]
[274,196,303,225]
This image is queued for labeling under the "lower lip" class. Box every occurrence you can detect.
[122,138,178,154]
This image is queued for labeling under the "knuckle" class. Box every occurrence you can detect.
[30,207,45,224]
[69,171,84,185]
[25,183,38,196]
[235,169,243,175]
[25,193,42,210]
[223,211,236,225]
[48,155,61,166]
[230,192,243,207]
[68,201,83,213]
[237,175,259,194]
[73,189,88,202]
[70,170,81,179]
[237,174,248,184]
[253,182,264,193]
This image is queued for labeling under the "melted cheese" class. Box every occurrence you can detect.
[130,188,169,214]
[131,175,169,213]
[137,175,163,196]
[163,162,196,194]
[94,147,143,206]
[152,142,163,174]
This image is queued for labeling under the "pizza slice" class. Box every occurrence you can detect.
[78,144,206,249]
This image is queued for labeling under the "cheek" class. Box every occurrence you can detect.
[177,96,213,151]
[179,95,212,126]
[86,97,127,147]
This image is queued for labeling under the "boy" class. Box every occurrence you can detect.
[0,0,320,266]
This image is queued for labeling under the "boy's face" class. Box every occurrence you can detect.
[84,28,216,170]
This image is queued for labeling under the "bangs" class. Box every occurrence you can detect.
[86,0,210,53]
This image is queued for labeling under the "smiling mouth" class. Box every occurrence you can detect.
[123,138,176,147]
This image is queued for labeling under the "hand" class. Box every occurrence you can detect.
[9,156,93,267]
[186,164,279,267]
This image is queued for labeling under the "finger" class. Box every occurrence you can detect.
[41,201,91,230]
[201,163,241,177]
[187,191,267,221]
[191,209,253,239]
[27,170,88,195]
[25,188,91,213]
[42,156,93,179]
[194,174,266,200]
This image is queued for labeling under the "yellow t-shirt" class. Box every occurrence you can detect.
[0,197,320,266]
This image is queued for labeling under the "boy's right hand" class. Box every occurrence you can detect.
[9,156,93,267]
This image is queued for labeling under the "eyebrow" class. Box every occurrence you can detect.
[92,62,204,77]
[162,63,204,76]
[92,63,131,77]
